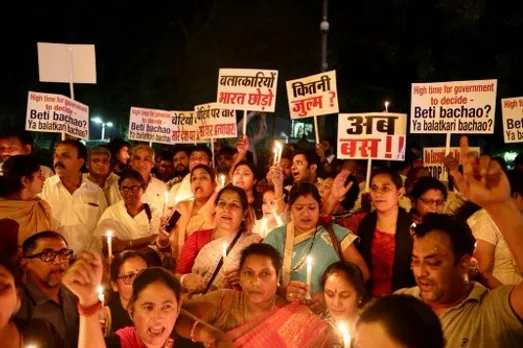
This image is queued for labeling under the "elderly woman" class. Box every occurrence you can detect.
[176,186,262,294]
[183,243,336,347]
[0,155,54,244]
[264,182,369,313]
[93,170,160,255]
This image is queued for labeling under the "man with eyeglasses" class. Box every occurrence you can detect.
[17,231,78,348]
[168,144,213,206]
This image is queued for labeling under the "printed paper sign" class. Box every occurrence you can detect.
[410,79,497,134]
[217,68,278,112]
[171,111,202,143]
[128,107,173,145]
[423,147,480,180]
[337,113,407,161]
[37,42,97,84]
[286,70,339,119]
[194,103,237,140]
[501,97,523,143]
[26,91,89,139]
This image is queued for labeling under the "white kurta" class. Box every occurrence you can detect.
[42,175,107,254]
[93,200,161,252]
[143,177,168,214]
[168,173,193,206]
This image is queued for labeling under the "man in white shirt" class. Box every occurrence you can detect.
[42,140,107,254]
[84,146,121,206]
[129,144,167,213]
[168,144,212,206]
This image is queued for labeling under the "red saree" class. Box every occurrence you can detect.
[224,302,335,347]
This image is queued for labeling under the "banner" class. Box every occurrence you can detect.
[410,79,497,134]
[423,147,480,180]
[194,103,237,140]
[501,97,523,143]
[286,70,339,119]
[128,107,172,145]
[337,113,407,161]
[26,91,89,139]
[171,111,202,143]
[217,68,278,112]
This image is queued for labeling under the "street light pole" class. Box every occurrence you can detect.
[319,0,329,140]
[101,123,106,140]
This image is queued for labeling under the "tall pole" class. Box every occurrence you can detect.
[319,0,329,140]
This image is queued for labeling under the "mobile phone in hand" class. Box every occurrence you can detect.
[165,210,182,233]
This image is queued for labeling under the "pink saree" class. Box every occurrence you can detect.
[224,302,334,348]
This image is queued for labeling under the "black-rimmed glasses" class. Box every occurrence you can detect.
[117,271,142,285]
[25,248,74,263]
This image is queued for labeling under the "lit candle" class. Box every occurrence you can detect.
[306,256,312,299]
[222,243,228,261]
[25,345,38,348]
[97,285,105,306]
[273,141,282,165]
[337,321,351,348]
[219,174,226,188]
[384,101,390,112]
[106,231,113,259]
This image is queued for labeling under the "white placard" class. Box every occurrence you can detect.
[501,97,523,143]
[194,103,237,139]
[37,42,97,84]
[423,147,480,180]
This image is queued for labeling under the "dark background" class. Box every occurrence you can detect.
[1,1,522,154]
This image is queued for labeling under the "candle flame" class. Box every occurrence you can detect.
[106,230,112,239]
[337,321,351,346]
[384,101,390,112]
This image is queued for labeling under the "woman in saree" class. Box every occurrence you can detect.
[93,170,161,255]
[169,164,219,259]
[0,155,54,245]
[183,243,336,347]
[176,185,262,294]
[231,161,263,222]
[264,182,369,313]
[62,251,233,348]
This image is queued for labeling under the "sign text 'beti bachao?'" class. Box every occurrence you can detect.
[217,69,278,112]
[26,91,89,139]
[410,79,497,134]
[501,97,523,143]
[338,113,407,161]
[286,70,339,119]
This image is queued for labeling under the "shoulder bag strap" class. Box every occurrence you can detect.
[326,223,345,262]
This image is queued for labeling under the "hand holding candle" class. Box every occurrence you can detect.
[273,141,283,165]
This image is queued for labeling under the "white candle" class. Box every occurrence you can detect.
[219,174,226,188]
[273,141,282,164]
[385,101,390,112]
[106,231,113,259]
[97,285,105,306]
[337,321,351,348]
[222,243,228,261]
[306,256,312,299]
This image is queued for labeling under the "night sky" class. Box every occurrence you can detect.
[1,1,523,152]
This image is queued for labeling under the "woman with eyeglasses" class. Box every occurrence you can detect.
[176,186,262,294]
[104,250,150,335]
[93,170,161,255]
[264,182,369,314]
[357,168,415,298]
[0,155,55,246]
[409,177,448,224]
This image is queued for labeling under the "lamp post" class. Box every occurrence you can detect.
[319,0,329,140]
[92,116,113,141]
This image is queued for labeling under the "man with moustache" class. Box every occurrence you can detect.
[85,146,121,206]
[17,231,78,348]
[166,147,190,188]
[396,137,523,348]
[41,140,107,253]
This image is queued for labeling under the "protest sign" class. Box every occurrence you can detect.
[217,68,278,113]
[337,113,407,161]
[128,107,173,145]
[286,70,339,119]
[26,91,89,139]
[501,97,523,143]
[423,147,480,180]
[37,43,97,84]
[194,103,237,140]
[171,111,202,143]
[410,79,497,134]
